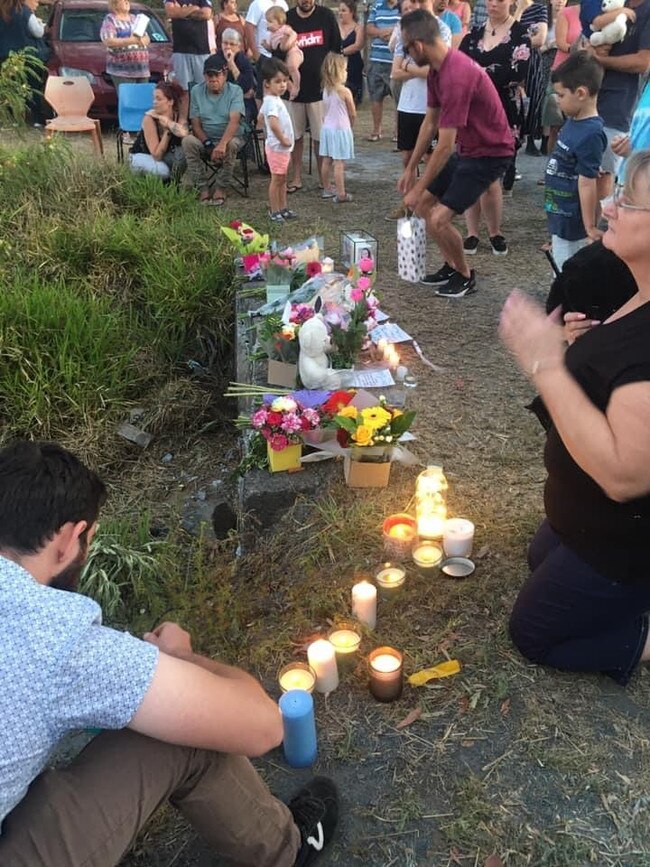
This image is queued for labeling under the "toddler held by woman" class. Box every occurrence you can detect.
[262,6,304,100]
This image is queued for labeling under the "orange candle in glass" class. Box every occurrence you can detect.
[382,513,417,560]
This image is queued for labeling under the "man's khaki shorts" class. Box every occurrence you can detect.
[286,100,324,141]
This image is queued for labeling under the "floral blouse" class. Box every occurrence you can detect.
[459,21,531,136]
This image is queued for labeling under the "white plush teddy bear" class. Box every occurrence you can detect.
[590,0,628,47]
[298,316,346,390]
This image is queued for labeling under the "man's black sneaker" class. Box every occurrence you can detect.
[420,263,455,286]
[463,235,480,255]
[490,234,508,256]
[435,269,477,298]
[290,776,338,866]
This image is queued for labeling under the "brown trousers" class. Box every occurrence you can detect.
[0,730,300,867]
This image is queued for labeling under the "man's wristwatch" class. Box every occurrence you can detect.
[203,138,215,150]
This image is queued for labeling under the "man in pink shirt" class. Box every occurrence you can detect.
[398,9,514,297]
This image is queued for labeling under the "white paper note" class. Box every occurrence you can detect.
[346,369,395,388]
[370,323,413,344]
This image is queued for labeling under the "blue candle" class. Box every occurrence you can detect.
[279,689,318,768]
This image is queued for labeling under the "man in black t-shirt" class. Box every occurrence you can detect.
[591,0,650,194]
[285,0,341,192]
[165,0,214,120]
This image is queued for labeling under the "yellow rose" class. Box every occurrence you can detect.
[353,425,374,446]
[338,405,358,420]
[361,406,392,430]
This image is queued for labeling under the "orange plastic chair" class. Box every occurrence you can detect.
[44,76,104,157]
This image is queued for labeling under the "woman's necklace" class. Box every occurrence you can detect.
[490,15,512,36]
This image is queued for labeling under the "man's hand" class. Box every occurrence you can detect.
[586,226,603,242]
[144,621,193,658]
[397,168,416,195]
[212,142,226,160]
[403,183,425,213]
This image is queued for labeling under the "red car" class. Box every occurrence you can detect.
[46,0,173,120]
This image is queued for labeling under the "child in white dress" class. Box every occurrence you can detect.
[319,52,356,203]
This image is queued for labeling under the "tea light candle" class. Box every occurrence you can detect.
[375,563,406,599]
[278,662,316,694]
[352,580,377,629]
[412,540,443,573]
[368,646,404,702]
[279,689,318,767]
[321,257,334,273]
[382,513,417,560]
[327,624,362,672]
[443,518,475,558]
[307,639,339,693]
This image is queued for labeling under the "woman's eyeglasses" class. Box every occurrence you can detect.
[613,183,650,213]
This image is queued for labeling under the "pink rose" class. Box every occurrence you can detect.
[358,256,374,273]
[350,287,364,302]
[356,276,371,292]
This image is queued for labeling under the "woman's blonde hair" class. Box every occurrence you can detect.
[107,0,126,11]
[321,52,347,91]
[265,5,286,24]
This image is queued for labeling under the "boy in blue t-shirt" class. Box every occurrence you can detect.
[545,51,607,271]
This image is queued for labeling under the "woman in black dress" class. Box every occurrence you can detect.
[339,0,364,105]
[514,0,549,154]
[459,0,531,254]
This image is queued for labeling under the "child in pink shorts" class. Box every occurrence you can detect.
[258,58,296,223]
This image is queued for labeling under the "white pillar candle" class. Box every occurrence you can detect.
[443,518,475,558]
[307,639,339,693]
[352,581,377,629]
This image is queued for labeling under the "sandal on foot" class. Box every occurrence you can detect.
[332,193,353,203]
[286,184,303,194]
[365,133,382,142]
[321,188,336,198]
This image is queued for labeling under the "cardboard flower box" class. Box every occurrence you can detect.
[267,360,297,389]
[343,457,392,488]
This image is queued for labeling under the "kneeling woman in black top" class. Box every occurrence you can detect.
[499,149,650,685]
[130,81,188,180]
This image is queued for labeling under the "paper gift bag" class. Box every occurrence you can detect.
[397,216,426,283]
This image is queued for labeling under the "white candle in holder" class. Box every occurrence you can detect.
[443,518,475,558]
[307,639,339,693]
[352,581,377,629]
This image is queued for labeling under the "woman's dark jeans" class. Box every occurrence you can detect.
[509,520,650,685]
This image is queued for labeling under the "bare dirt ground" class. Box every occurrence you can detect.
[116,104,650,867]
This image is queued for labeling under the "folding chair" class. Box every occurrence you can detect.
[201,123,254,198]
[44,76,103,156]
[116,82,156,163]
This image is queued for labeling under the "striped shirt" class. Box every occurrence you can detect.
[368,0,400,64]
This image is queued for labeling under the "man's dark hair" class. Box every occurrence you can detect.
[262,57,290,82]
[400,9,440,46]
[551,50,603,96]
[0,441,107,554]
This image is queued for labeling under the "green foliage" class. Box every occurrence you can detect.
[0,142,235,445]
[0,273,146,437]
[0,49,45,129]
[79,513,173,622]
